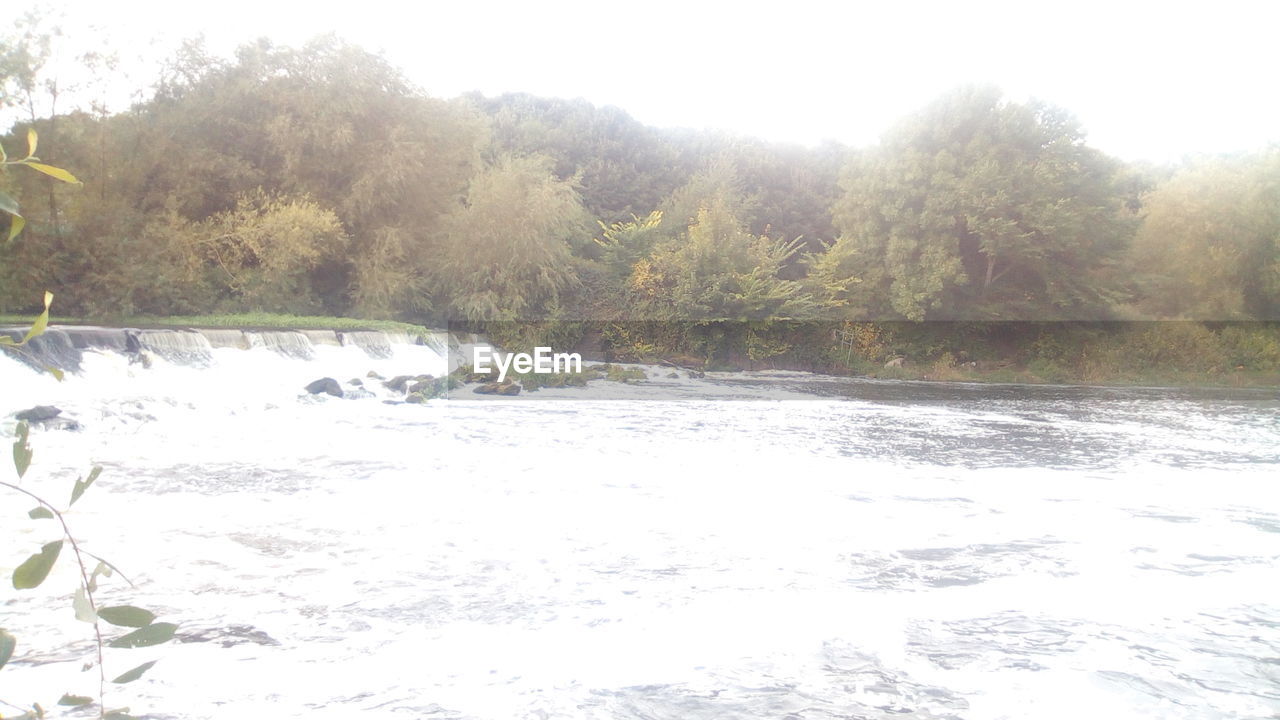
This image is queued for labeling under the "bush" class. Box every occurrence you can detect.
[1217,324,1280,370]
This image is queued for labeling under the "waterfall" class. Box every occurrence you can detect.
[339,331,393,359]
[0,325,466,382]
[422,330,449,356]
[197,329,251,350]
[300,330,342,347]
[64,326,133,352]
[246,331,315,359]
[136,330,214,365]
[0,327,84,373]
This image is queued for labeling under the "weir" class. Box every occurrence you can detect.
[136,330,215,365]
[64,326,134,352]
[300,329,341,347]
[339,331,394,359]
[0,327,83,372]
[247,331,315,359]
[197,329,251,350]
[0,324,460,374]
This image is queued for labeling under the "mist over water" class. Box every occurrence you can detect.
[1,335,1277,719]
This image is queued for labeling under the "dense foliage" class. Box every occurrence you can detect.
[2,29,1278,376]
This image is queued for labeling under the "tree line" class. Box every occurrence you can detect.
[2,31,1278,331]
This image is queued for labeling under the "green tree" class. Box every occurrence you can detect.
[130,36,488,317]
[473,93,683,226]
[430,155,589,322]
[593,210,665,277]
[1131,149,1280,319]
[181,191,350,313]
[828,86,1131,320]
[629,196,814,321]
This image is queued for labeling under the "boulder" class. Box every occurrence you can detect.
[383,375,414,393]
[347,378,364,387]
[44,417,83,432]
[473,381,521,396]
[304,377,343,398]
[15,405,62,422]
[408,379,436,396]
[884,357,905,368]
[405,393,427,404]
[367,370,385,380]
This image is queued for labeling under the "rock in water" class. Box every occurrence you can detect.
[383,375,414,393]
[15,405,62,422]
[304,377,343,398]
[474,382,521,396]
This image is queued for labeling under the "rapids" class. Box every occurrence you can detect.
[1,329,1277,719]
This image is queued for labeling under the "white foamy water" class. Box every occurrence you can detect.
[1,336,1278,719]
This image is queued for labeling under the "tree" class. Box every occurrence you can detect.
[182,192,350,313]
[828,86,1132,320]
[131,36,488,317]
[593,210,665,278]
[430,155,589,322]
[628,196,814,321]
[473,93,683,226]
[1131,149,1280,320]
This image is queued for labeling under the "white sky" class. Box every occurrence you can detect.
[15,0,1280,162]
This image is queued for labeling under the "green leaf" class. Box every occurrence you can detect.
[20,291,53,344]
[27,128,37,158]
[24,162,81,185]
[70,466,103,506]
[88,560,112,592]
[7,212,24,242]
[13,541,62,589]
[111,660,157,684]
[28,506,54,520]
[13,421,32,478]
[107,622,176,648]
[91,560,115,584]
[73,586,97,623]
[57,694,93,706]
[0,628,15,670]
[97,606,155,628]
[44,365,64,381]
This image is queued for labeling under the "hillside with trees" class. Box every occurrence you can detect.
[3,29,1278,384]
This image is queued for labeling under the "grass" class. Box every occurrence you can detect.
[0,313,435,339]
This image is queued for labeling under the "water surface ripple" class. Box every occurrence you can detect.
[1,348,1277,719]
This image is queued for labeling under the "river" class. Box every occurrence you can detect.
[1,332,1277,719]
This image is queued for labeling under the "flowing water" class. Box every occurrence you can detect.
[1,331,1278,719]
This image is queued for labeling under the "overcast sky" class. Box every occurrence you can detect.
[17,0,1280,162]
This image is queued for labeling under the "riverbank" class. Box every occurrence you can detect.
[550,320,1280,390]
[4,315,1278,389]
